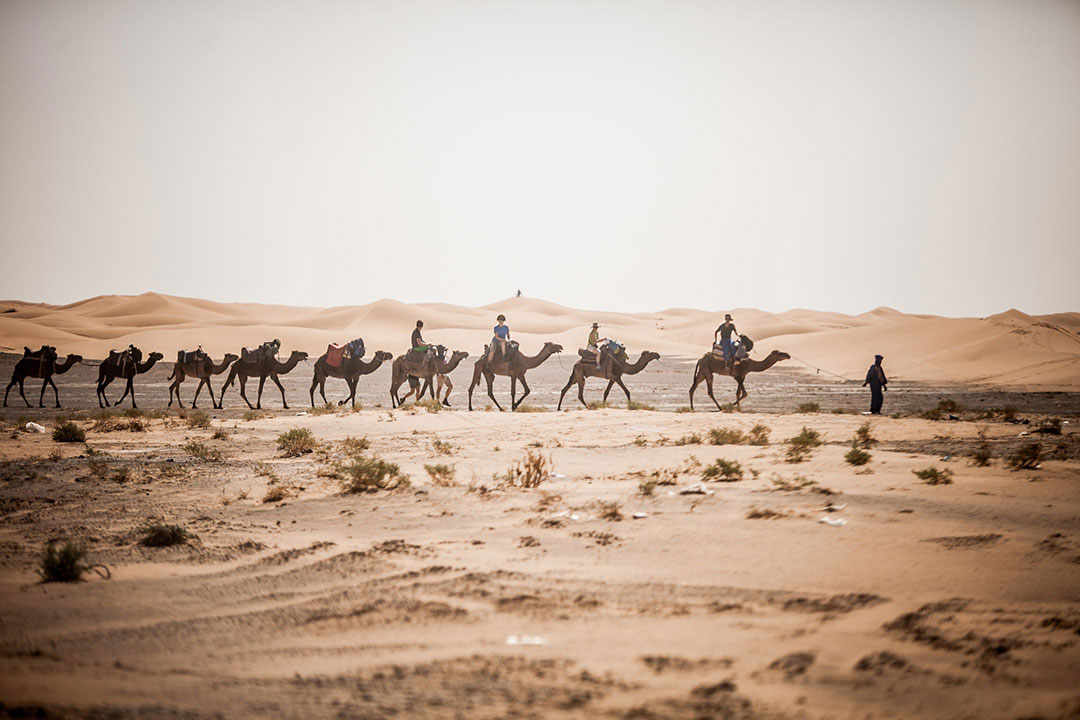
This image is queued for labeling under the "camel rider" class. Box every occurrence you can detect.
[489,314,510,361]
[411,320,430,356]
[587,322,607,368]
[714,314,738,370]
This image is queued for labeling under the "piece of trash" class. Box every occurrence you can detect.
[824,503,847,512]
[632,512,648,519]
[505,635,547,646]
[819,517,847,527]
[548,473,566,479]
[551,510,569,519]
[940,454,952,461]
[1019,432,1030,437]
[680,485,714,496]
[569,514,580,521]
[667,490,676,496]
[25,422,47,433]
[295,411,308,416]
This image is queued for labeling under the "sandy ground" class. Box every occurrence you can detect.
[1,403,1079,719]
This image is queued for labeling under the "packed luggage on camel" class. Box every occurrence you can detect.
[558,322,660,409]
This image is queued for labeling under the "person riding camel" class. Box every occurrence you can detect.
[587,322,607,368]
[411,320,430,357]
[714,314,738,371]
[489,314,510,362]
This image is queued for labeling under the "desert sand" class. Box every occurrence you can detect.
[1,295,1078,719]
[2,292,1079,388]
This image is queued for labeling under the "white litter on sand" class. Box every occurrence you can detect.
[505,635,547,646]
[25,422,46,433]
[819,517,847,527]
[679,485,715,496]
[632,512,648,519]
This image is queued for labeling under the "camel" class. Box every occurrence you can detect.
[468,342,563,411]
[689,349,790,411]
[167,352,239,409]
[557,349,661,410]
[97,348,164,408]
[310,350,393,407]
[390,348,469,408]
[4,347,83,408]
[219,350,308,409]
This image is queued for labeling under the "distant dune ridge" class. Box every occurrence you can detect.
[1,293,1078,389]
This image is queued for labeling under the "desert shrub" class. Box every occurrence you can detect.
[708,427,745,445]
[123,419,147,432]
[674,433,702,446]
[138,524,192,547]
[748,424,771,446]
[527,441,543,448]
[38,540,104,583]
[342,436,371,453]
[52,421,85,443]
[999,406,1017,422]
[844,445,871,466]
[599,501,623,521]
[411,398,442,413]
[185,410,211,429]
[277,427,317,457]
[514,404,548,413]
[747,507,783,519]
[854,422,877,448]
[920,399,964,421]
[111,466,132,483]
[424,463,457,486]
[184,441,222,461]
[627,401,656,411]
[586,401,611,410]
[971,428,992,466]
[263,485,289,503]
[243,410,270,421]
[339,455,410,493]
[797,402,820,413]
[633,436,647,447]
[1035,418,1063,436]
[770,474,817,492]
[639,478,658,496]
[784,427,821,463]
[431,438,453,455]
[211,428,229,441]
[701,458,744,482]
[1006,443,1043,471]
[675,406,693,414]
[502,450,551,489]
[914,467,953,485]
[310,403,337,416]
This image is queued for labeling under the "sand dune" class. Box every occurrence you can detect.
[1,293,1077,389]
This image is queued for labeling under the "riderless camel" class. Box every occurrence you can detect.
[4,347,83,408]
[168,352,239,409]
[219,350,308,409]
[310,350,393,407]
[97,348,164,408]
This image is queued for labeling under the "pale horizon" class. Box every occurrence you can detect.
[3,0,1080,317]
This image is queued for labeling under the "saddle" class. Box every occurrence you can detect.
[241,341,278,364]
[177,348,207,364]
[23,345,56,360]
[109,346,141,371]
[485,340,518,361]
[405,346,433,363]
[346,338,365,360]
[326,344,346,368]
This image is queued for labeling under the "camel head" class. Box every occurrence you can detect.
[449,350,469,363]
[289,350,309,361]
[149,352,165,362]
[642,351,661,362]
[68,354,84,364]
[373,350,394,362]
[544,342,564,354]
[769,350,791,362]
[223,353,240,364]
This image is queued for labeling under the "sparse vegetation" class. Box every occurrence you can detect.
[770,474,818,492]
[633,436,647,447]
[211,428,229,441]
[675,406,693,413]
[785,426,822,463]
[747,507,783,520]
[914,467,953,485]
[52,421,85,443]
[431,438,453,455]
[243,409,271,421]
[339,454,410,493]
[341,436,371,454]
[514,404,548,413]
[854,422,877,448]
[972,428,992,466]
[701,458,744,482]
[424,463,457,486]
[748,424,771,446]
[797,402,820,413]
[626,400,656,411]
[1006,443,1043,471]
[844,445,872,466]
[184,441,222,461]
[138,524,193,547]
[708,427,745,445]
[599,501,624,521]
[309,403,337,416]
[38,540,107,583]
[920,399,964,421]
[638,478,658,496]
[502,450,551,489]
[277,427,317,457]
[263,485,289,503]
[185,410,211,429]
[674,433,702,446]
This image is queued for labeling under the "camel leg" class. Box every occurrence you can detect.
[703,372,722,412]
[689,370,704,412]
[16,376,31,408]
[38,377,48,407]
[344,377,358,407]
[557,373,577,411]
[47,376,61,408]
[255,376,266,409]
[735,379,747,411]
[319,377,329,405]
[509,376,517,410]
[168,378,180,408]
[192,379,205,409]
[239,376,255,410]
[3,372,21,407]
[98,374,113,407]
[613,376,632,405]
[513,375,530,411]
[467,366,484,411]
[115,376,132,406]
[485,373,503,412]
[271,374,288,409]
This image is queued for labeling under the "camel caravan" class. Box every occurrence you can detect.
[4,313,790,411]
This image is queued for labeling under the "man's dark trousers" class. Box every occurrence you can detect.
[869,384,884,414]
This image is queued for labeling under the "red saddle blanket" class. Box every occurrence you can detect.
[326,344,346,368]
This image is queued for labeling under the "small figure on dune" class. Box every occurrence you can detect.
[516,289,522,298]
[864,354,888,415]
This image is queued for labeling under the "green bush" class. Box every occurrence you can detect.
[39,540,88,582]
[748,424,771,446]
[854,422,877,448]
[914,467,953,485]
[424,463,457,486]
[52,421,85,443]
[138,524,193,547]
[1006,443,1042,471]
[184,441,222,461]
[797,402,820,413]
[674,433,702,446]
[844,445,871,466]
[277,427,317,457]
[702,458,744,482]
[185,410,211,429]
[708,427,745,445]
[340,455,410,493]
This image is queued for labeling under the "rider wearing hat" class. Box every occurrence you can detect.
[587,322,607,368]
[714,314,738,370]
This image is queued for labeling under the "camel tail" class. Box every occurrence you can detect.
[168,365,177,380]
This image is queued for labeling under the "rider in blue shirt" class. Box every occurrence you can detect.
[490,314,510,361]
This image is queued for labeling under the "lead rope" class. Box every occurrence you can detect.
[786,354,857,383]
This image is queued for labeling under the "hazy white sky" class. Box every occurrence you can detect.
[2,0,1078,316]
